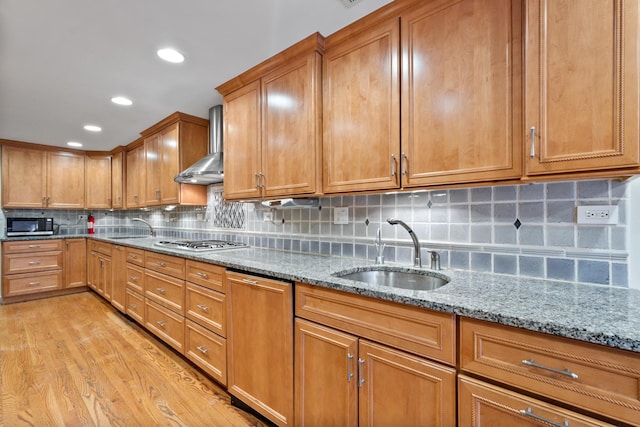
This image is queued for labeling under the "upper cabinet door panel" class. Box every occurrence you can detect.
[159,123,180,205]
[401,0,523,186]
[223,80,262,200]
[1,146,46,208]
[525,0,639,175]
[323,18,400,193]
[261,52,322,198]
[47,150,85,208]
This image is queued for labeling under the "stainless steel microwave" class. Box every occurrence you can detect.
[6,217,54,236]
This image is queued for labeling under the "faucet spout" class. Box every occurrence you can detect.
[386,218,421,268]
[132,218,156,237]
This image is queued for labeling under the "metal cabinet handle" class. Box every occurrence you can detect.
[156,287,166,294]
[196,345,208,354]
[401,153,408,176]
[129,254,138,260]
[28,261,41,265]
[519,408,568,427]
[156,320,166,328]
[42,196,47,206]
[130,303,137,309]
[255,173,261,189]
[390,154,396,177]
[196,304,209,312]
[241,278,259,285]
[28,245,41,249]
[196,272,209,279]
[259,173,265,189]
[358,358,365,388]
[130,276,138,282]
[347,353,354,382]
[522,359,578,379]
[156,261,166,267]
[530,126,537,158]
[47,196,50,205]
[155,189,161,200]
[28,281,41,286]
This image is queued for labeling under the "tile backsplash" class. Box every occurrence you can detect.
[1,179,631,287]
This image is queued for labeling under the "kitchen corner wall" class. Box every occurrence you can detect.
[1,179,633,288]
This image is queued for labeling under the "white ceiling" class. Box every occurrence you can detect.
[0,0,393,152]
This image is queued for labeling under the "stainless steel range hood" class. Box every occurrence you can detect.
[174,105,224,185]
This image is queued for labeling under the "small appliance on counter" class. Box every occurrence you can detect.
[6,217,55,237]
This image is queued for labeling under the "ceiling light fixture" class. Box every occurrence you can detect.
[157,48,185,63]
[84,124,102,132]
[67,141,83,148]
[111,96,133,106]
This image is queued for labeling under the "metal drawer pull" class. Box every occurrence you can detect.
[129,254,138,259]
[401,152,408,176]
[156,320,166,328]
[196,304,209,312]
[196,345,208,354]
[241,279,259,285]
[390,154,396,177]
[130,303,137,309]
[347,353,354,382]
[28,261,41,265]
[196,272,209,278]
[28,281,41,286]
[156,287,166,294]
[358,358,365,388]
[519,408,568,427]
[156,261,166,267]
[28,245,41,248]
[130,276,138,281]
[522,359,579,379]
[530,126,537,158]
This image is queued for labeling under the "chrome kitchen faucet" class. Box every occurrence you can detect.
[386,218,440,270]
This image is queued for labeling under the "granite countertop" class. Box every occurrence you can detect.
[5,234,640,353]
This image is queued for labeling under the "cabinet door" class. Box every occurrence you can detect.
[1,145,46,208]
[401,0,522,187]
[125,145,144,208]
[223,80,262,200]
[64,239,86,288]
[159,123,180,205]
[358,340,456,427]
[97,255,112,301]
[261,52,322,198]
[47,150,85,208]
[85,154,112,208]
[295,319,358,427]
[144,133,162,206]
[226,272,293,426]
[111,151,124,209]
[87,250,98,291]
[323,17,400,193]
[458,375,615,427]
[525,0,639,175]
[111,244,127,313]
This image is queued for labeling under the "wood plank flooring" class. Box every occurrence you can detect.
[0,292,270,426]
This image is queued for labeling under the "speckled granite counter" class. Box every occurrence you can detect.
[4,235,640,353]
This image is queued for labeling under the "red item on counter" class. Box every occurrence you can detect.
[88,213,95,234]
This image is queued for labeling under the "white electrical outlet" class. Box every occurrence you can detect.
[576,205,619,225]
[334,207,349,225]
[78,214,86,221]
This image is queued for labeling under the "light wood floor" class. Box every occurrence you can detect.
[0,292,270,427]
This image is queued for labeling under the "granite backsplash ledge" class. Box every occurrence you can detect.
[0,179,633,288]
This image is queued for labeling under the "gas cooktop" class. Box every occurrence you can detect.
[154,239,249,252]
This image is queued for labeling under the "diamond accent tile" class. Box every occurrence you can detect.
[427,200,433,208]
[514,218,522,230]
[209,192,245,229]
[365,218,370,226]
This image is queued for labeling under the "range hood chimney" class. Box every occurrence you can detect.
[174,105,224,185]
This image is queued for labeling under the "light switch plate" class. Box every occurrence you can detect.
[334,207,349,225]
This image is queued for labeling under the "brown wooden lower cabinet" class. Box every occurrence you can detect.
[110,244,127,312]
[458,375,615,427]
[184,319,227,385]
[145,299,185,353]
[295,318,456,427]
[125,288,144,324]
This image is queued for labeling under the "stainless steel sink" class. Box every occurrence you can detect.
[334,267,450,291]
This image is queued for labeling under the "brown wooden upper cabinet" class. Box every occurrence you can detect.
[111,150,124,209]
[125,141,145,209]
[2,144,85,209]
[85,153,112,209]
[217,33,324,201]
[140,112,209,207]
[524,0,639,176]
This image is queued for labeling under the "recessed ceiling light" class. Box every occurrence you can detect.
[157,48,185,63]
[111,96,133,106]
[84,124,102,132]
[67,141,83,148]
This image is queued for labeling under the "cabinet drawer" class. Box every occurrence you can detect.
[185,319,227,386]
[126,289,145,324]
[459,375,615,427]
[3,251,63,274]
[185,282,226,336]
[89,241,112,256]
[145,269,185,315]
[460,318,640,426]
[3,239,63,253]
[126,263,145,294]
[126,247,145,266]
[145,299,185,353]
[145,252,185,279]
[296,282,455,366]
[2,270,62,297]
[186,260,225,292]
